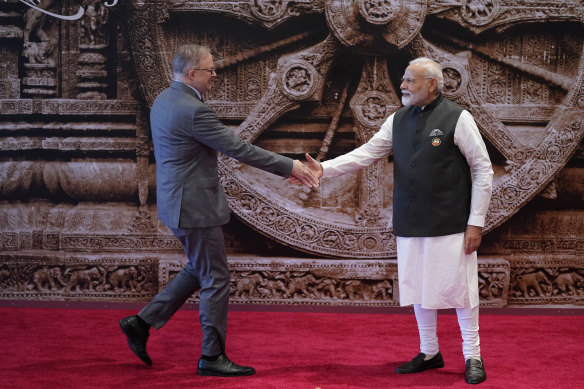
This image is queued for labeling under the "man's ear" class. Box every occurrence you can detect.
[430,78,439,93]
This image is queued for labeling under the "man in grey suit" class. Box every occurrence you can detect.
[119,44,319,377]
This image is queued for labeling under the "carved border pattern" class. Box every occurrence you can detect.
[0,254,510,306]
[159,256,510,307]
[0,253,159,301]
[220,164,397,258]
[0,99,139,115]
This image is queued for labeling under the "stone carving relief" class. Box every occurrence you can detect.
[77,0,111,99]
[510,264,584,304]
[21,0,59,96]
[0,1,582,308]
[152,257,511,307]
[127,0,584,258]
[0,255,158,300]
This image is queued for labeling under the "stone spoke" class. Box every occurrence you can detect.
[348,57,400,226]
[236,35,340,142]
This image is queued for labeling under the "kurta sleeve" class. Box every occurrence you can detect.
[321,113,395,178]
[454,110,494,227]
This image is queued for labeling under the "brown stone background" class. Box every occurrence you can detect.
[0,1,583,308]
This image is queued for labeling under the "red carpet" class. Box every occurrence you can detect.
[0,306,582,388]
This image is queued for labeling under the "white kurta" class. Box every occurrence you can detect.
[321,109,493,309]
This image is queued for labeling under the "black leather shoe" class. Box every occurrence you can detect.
[465,358,486,384]
[197,354,255,377]
[119,315,152,366]
[395,352,444,374]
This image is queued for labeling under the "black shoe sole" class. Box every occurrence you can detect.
[466,377,487,384]
[396,363,444,374]
[197,369,255,377]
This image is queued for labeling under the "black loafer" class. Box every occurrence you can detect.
[197,354,255,377]
[119,315,152,366]
[396,352,444,374]
[465,358,486,384]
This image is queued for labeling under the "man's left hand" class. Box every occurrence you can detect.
[464,225,482,255]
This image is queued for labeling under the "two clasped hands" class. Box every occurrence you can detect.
[289,153,323,188]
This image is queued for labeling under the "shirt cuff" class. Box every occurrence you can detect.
[467,214,486,228]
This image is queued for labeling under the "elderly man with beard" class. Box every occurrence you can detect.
[295,57,493,385]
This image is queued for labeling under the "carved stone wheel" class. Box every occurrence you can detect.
[128,1,584,258]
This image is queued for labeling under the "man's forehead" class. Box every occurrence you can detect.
[404,64,424,75]
[198,53,213,64]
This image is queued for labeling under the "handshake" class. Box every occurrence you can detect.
[289,153,323,188]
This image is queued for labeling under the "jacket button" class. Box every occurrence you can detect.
[409,199,415,204]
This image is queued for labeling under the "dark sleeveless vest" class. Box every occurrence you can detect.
[392,94,471,237]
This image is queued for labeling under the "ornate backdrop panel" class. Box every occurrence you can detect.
[0,0,583,308]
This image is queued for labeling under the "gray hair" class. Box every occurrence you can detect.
[173,44,211,78]
[409,57,444,92]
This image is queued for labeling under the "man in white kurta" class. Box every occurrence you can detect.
[299,58,493,385]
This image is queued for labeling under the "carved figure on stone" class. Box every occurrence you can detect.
[234,272,264,298]
[22,0,56,65]
[23,0,53,44]
[285,67,311,94]
[464,0,495,22]
[257,278,287,298]
[32,266,66,291]
[284,274,316,299]
[23,41,54,64]
[65,266,106,292]
[480,272,506,299]
[371,279,392,300]
[315,278,340,299]
[343,280,373,301]
[109,266,144,292]
[515,271,551,298]
[0,267,11,287]
[80,1,108,46]
[255,0,282,17]
[554,272,584,296]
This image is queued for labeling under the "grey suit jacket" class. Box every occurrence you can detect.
[150,81,293,229]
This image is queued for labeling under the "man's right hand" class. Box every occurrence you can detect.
[288,153,323,186]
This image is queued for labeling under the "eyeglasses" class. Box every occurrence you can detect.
[191,67,216,74]
[401,76,433,85]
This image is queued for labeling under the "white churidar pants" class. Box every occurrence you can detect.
[414,304,481,361]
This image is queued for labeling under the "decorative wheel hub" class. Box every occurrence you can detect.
[325,0,427,53]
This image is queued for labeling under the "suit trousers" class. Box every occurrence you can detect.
[138,226,229,356]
